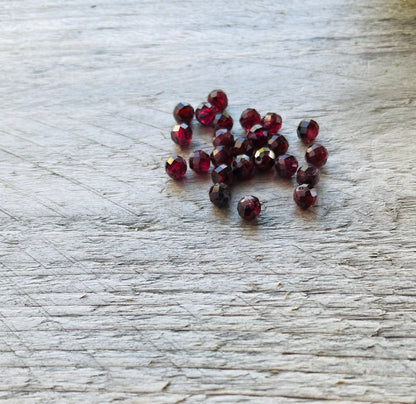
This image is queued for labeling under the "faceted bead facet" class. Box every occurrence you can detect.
[210,146,233,167]
[261,112,282,135]
[297,119,319,145]
[211,164,233,185]
[208,89,228,112]
[232,136,254,157]
[165,155,187,180]
[209,182,231,207]
[294,184,318,209]
[213,112,233,130]
[237,195,261,221]
[254,147,276,171]
[247,124,269,149]
[171,123,192,147]
[232,154,255,180]
[213,129,235,148]
[173,102,194,124]
[275,154,299,178]
[296,164,320,187]
[305,143,328,168]
[195,102,216,126]
[239,108,261,131]
[189,150,210,173]
[267,134,289,156]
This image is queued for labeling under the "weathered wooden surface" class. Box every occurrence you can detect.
[0,0,416,402]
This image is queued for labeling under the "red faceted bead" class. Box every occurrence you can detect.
[213,129,235,148]
[209,183,231,207]
[267,134,289,156]
[261,112,282,135]
[173,102,194,124]
[305,143,328,168]
[208,89,228,112]
[189,150,210,173]
[297,119,319,145]
[195,102,216,126]
[165,155,187,180]
[296,164,320,187]
[294,184,317,209]
[232,154,255,180]
[237,195,261,221]
[213,112,233,130]
[254,147,276,171]
[171,123,192,147]
[239,108,261,131]
[211,164,233,185]
[232,136,254,157]
[275,154,299,178]
[210,146,232,167]
[247,124,268,149]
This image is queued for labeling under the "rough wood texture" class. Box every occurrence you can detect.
[1,0,416,402]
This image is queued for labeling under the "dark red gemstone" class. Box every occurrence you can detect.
[296,164,320,187]
[237,195,261,221]
[261,113,282,135]
[247,124,268,149]
[297,119,319,145]
[213,112,233,130]
[173,102,194,124]
[195,102,216,126]
[254,147,276,171]
[210,146,232,167]
[165,155,187,180]
[211,164,233,185]
[305,143,328,168]
[208,89,228,112]
[294,184,317,209]
[232,136,254,157]
[171,123,192,147]
[189,150,210,173]
[232,154,255,180]
[209,183,231,207]
[275,154,299,178]
[213,129,235,148]
[267,134,289,156]
[239,108,261,131]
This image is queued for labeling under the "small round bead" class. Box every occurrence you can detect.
[171,123,192,147]
[261,112,282,135]
[213,129,235,148]
[213,112,233,130]
[173,102,194,124]
[305,143,328,168]
[267,134,289,156]
[211,164,233,185]
[240,108,261,131]
[297,119,319,145]
[232,136,254,157]
[296,164,320,187]
[294,184,317,209]
[209,183,231,207]
[254,147,276,171]
[189,150,210,173]
[210,146,233,167]
[165,155,187,180]
[195,102,216,126]
[275,154,299,178]
[208,89,228,112]
[247,124,268,149]
[232,154,255,180]
[237,196,261,221]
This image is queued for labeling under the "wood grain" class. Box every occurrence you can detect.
[0,0,416,402]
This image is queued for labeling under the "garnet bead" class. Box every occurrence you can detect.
[195,102,216,126]
[240,108,261,131]
[232,154,255,180]
[296,164,320,187]
[189,150,210,173]
[254,147,276,171]
[171,123,192,147]
[213,112,233,130]
[208,89,228,112]
[213,129,235,148]
[275,154,299,178]
[305,143,328,168]
[209,183,231,207]
[267,134,289,156]
[211,164,233,185]
[210,146,233,167]
[232,136,254,157]
[247,124,268,149]
[297,119,319,145]
[261,113,282,135]
[294,184,317,209]
[173,102,194,124]
[165,155,187,180]
[237,195,261,221]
